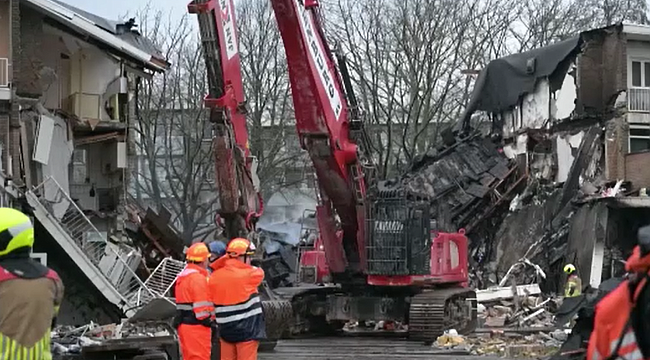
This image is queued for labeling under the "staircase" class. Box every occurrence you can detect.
[26,176,164,316]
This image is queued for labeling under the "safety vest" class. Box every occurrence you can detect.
[588,276,649,360]
[0,265,60,360]
[174,265,214,326]
[565,274,582,297]
[214,293,265,343]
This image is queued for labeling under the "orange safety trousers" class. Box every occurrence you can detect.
[179,324,212,360]
[219,339,259,360]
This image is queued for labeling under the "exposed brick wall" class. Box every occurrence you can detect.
[604,117,627,182]
[14,4,43,98]
[625,152,650,190]
[577,26,626,115]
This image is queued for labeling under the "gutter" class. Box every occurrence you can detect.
[22,0,170,72]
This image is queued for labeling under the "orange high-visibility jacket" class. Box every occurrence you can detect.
[175,263,215,325]
[588,246,650,360]
[209,257,266,343]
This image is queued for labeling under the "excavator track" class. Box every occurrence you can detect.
[260,299,294,351]
[408,287,478,343]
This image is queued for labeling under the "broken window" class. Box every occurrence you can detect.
[70,149,87,184]
[629,123,650,153]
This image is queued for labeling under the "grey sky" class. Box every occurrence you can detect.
[62,0,186,23]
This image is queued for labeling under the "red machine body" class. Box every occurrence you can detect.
[270,0,467,286]
[188,0,263,238]
[270,0,477,340]
[298,236,330,284]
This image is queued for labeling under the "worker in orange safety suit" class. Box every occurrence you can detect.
[174,243,215,360]
[587,224,650,360]
[209,238,266,360]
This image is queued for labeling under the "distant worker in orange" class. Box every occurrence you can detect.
[173,243,215,360]
[209,238,266,360]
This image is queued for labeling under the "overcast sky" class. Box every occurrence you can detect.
[62,0,186,23]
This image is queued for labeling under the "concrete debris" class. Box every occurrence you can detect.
[51,321,172,355]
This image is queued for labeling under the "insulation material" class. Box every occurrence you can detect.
[40,114,75,220]
[555,131,584,183]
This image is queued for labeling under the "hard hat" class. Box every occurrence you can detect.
[564,263,576,274]
[226,238,256,257]
[208,241,227,257]
[186,242,210,262]
[0,208,34,257]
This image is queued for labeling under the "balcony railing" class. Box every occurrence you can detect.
[628,87,650,112]
[0,58,8,87]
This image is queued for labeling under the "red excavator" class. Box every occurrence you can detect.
[186,0,292,351]
[267,0,477,341]
[187,0,477,344]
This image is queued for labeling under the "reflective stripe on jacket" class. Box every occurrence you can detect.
[209,257,266,343]
[174,264,214,326]
[565,274,582,297]
[0,264,63,360]
[588,276,648,360]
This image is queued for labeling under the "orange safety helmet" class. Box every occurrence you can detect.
[226,238,256,257]
[186,242,210,262]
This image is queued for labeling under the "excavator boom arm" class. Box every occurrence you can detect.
[270,0,368,275]
[188,0,263,240]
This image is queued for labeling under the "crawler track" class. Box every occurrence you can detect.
[409,287,478,343]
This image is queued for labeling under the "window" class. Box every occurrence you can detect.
[631,60,650,87]
[629,123,650,153]
[70,149,87,184]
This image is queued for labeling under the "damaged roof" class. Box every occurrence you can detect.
[23,0,170,72]
[462,36,582,120]
[383,136,523,232]
[458,24,622,130]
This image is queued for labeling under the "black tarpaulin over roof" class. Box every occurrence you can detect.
[459,36,583,125]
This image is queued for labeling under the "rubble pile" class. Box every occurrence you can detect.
[51,321,172,355]
[433,283,571,358]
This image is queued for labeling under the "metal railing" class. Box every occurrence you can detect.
[628,87,650,112]
[133,257,186,305]
[0,58,8,87]
[32,176,157,309]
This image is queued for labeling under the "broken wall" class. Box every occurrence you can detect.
[15,4,44,98]
[493,188,562,275]
[564,201,608,288]
[577,26,626,115]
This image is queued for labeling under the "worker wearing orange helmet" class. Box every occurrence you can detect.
[209,238,265,360]
[587,224,650,360]
[173,242,215,360]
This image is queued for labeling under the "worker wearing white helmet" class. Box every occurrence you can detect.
[563,263,582,297]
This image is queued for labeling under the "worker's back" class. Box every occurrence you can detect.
[209,257,265,343]
[0,262,63,358]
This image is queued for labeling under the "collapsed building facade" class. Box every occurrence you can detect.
[445,23,650,291]
[0,0,187,324]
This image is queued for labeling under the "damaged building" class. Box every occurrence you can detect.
[0,0,178,324]
[454,23,650,292]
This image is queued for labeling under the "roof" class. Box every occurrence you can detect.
[23,0,170,72]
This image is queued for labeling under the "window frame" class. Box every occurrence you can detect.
[628,122,650,154]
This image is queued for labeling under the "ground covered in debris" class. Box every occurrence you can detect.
[258,338,515,360]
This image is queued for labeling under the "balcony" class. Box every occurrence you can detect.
[0,58,10,101]
[628,87,650,112]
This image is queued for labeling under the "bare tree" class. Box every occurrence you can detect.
[328,0,518,177]
[126,7,218,242]
[237,0,314,200]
